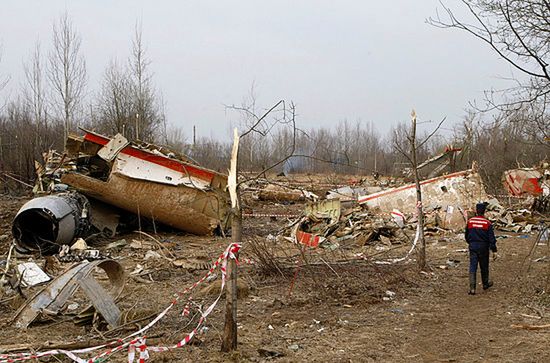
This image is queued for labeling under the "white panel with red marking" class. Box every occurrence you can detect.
[113,153,210,189]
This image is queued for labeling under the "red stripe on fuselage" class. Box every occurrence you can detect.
[83,132,215,182]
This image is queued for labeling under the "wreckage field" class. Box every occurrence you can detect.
[1,168,550,362]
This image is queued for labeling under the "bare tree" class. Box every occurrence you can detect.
[429,0,550,144]
[22,40,51,156]
[96,59,134,136]
[393,111,446,270]
[48,12,87,147]
[24,42,47,126]
[128,22,163,141]
[0,45,10,109]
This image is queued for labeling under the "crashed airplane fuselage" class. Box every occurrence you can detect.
[358,169,487,229]
[61,131,230,236]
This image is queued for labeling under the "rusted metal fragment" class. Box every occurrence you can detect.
[358,170,486,229]
[62,172,226,235]
[13,259,124,329]
[89,199,120,237]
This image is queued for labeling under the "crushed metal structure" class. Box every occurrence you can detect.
[14,259,125,329]
[503,165,550,213]
[12,130,231,254]
[358,169,486,229]
[63,131,230,235]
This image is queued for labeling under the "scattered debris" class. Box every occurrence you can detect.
[405,146,462,179]
[258,183,318,202]
[16,262,50,287]
[326,186,368,202]
[485,199,538,233]
[358,169,485,230]
[14,259,125,329]
[35,130,231,236]
[258,348,285,358]
[503,165,549,213]
[70,238,88,251]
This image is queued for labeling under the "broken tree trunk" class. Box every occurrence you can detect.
[410,110,426,270]
[222,128,240,352]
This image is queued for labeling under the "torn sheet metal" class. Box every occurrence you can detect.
[412,146,462,178]
[305,199,341,223]
[16,262,51,287]
[97,133,130,161]
[358,170,486,228]
[293,200,342,248]
[503,168,548,197]
[326,186,367,202]
[13,259,124,329]
[60,130,230,235]
[295,229,324,248]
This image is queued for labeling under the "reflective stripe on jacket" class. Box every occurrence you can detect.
[465,216,497,250]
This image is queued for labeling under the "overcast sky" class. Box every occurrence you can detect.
[0,1,519,140]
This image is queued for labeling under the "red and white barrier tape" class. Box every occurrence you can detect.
[0,243,241,363]
[243,213,299,218]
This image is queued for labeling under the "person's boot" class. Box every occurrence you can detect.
[469,273,476,295]
[481,270,493,290]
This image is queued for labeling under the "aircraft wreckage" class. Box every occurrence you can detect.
[12,130,231,254]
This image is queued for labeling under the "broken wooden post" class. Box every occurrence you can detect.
[222,128,240,352]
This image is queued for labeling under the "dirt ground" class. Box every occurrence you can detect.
[0,182,549,363]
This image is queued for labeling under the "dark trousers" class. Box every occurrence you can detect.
[469,243,490,284]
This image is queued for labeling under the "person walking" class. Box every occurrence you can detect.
[465,202,497,295]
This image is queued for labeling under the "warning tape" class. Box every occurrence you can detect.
[243,213,300,218]
[0,243,241,363]
[493,194,532,199]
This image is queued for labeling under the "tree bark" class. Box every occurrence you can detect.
[410,111,426,270]
[221,207,240,352]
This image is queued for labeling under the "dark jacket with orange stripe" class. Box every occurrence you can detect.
[465,216,497,252]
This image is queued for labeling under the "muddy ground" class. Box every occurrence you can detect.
[0,176,549,362]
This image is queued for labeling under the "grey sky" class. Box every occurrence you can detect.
[0,1,518,140]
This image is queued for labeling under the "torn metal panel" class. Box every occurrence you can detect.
[358,170,486,228]
[97,133,129,161]
[13,259,124,329]
[88,199,120,237]
[113,153,211,188]
[326,186,367,202]
[305,199,341,223]
[411,146,462,178]
[502,168,548,197]
[295,229,324,248]
[16,262,51,287]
